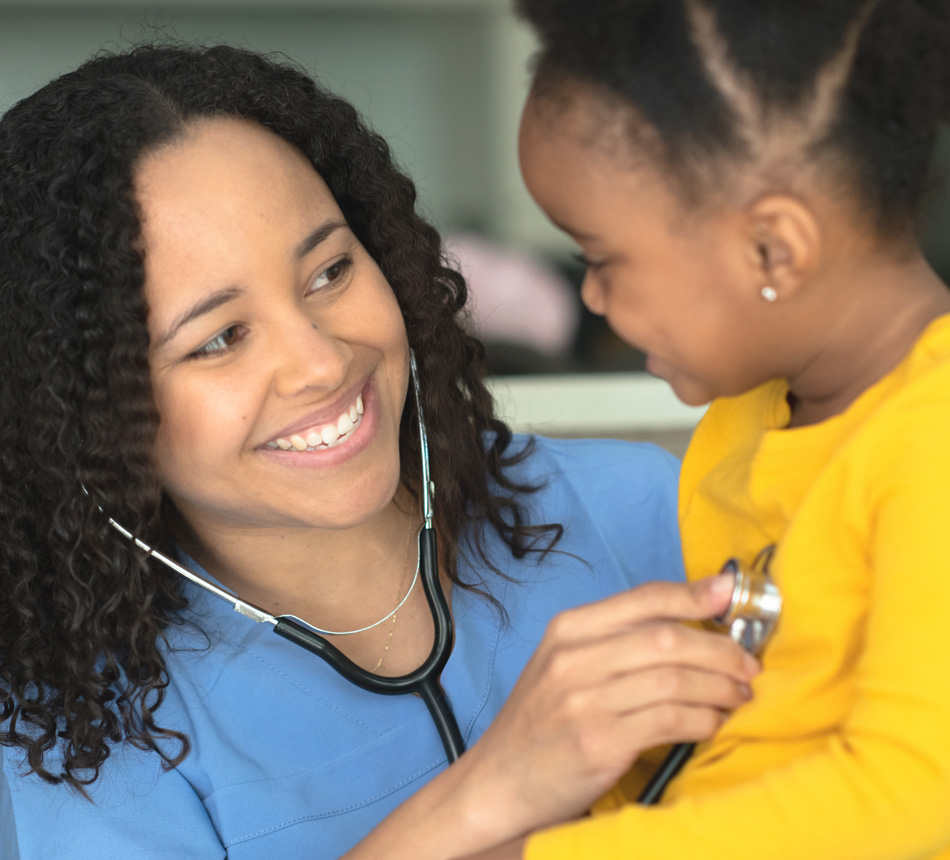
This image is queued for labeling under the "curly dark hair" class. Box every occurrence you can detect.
[0,44,559,794]
[517,0,950,232]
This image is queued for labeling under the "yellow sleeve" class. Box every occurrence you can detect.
[525,413,950,860]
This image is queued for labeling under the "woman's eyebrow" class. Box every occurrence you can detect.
[156,287,243,349]
[155,220,348,350]
[293,219,347,260]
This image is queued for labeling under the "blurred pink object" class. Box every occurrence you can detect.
[445,233,579,356]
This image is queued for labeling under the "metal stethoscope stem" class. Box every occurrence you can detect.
[88,351,465,764]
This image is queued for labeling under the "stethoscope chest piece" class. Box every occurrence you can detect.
[712,549,782,655]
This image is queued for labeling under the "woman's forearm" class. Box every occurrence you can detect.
[339,751,530,860]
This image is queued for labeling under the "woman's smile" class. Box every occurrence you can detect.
[266,389,364,452]
[257,375,382,470]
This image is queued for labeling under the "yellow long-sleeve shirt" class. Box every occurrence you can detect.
[526,314,950,859]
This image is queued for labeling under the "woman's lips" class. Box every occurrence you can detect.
[267,392,364,453]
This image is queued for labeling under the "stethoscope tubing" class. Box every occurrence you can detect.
[637,742,695,805]
[86,351,466,765]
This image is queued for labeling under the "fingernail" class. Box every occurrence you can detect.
[708,574,734,598]
[743,654,761,676]
[739,682,753,700]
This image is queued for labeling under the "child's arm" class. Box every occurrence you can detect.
[521,423,950,860]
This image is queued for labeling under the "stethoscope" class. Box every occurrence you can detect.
[88,352,466,764]
[90,348,783,783]
[638,546,782,804]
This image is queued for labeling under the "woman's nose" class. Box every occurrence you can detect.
[271,316,349,399]
[580,272,606,316]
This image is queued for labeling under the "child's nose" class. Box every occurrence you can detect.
[580,272,606,316]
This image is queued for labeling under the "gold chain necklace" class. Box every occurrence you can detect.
[372,515,415,673]
[307,516,419,637]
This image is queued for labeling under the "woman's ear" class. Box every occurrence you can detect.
[743,194,822,301]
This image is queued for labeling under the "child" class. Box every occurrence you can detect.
[510,0,950,858]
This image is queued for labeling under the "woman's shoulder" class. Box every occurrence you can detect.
[497,434,684,585]
[503,433,680,499]
[1,730,224,859]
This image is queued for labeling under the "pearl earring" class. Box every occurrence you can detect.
[761,285,778,302]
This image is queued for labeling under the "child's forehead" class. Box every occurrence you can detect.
[530,78,658,157]
[523,83,736,218]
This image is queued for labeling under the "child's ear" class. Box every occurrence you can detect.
[743,194,821,301]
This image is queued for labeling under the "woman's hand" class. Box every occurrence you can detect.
[345,575,758,860]
[445,574,759,847]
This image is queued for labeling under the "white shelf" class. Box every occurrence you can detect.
[487,373,707,436]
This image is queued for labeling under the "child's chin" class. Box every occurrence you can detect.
[669,379,715,408]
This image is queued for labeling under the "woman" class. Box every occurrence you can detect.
[0,45,755,859]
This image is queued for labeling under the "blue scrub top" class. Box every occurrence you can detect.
[1,436,683,859]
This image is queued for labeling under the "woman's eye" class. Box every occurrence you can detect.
[192,325,244,358]
[308,256,353,294]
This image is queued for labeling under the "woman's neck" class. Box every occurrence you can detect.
[171,490,445,675]
[172,492,419,628]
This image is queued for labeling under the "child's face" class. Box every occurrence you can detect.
[138,117,410,539]
[519,96,778,407]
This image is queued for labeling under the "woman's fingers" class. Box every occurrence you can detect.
[562,663,752,722]
[538,620,760,697]
[543,574,737,643]
[504,630,752,774]
[618,700,730,749]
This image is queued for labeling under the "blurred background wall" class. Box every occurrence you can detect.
[3,0,948,453]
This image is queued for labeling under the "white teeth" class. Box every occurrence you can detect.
[269,391,364,452]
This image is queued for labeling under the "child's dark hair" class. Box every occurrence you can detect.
[0,43,556,794]
[517,0,950,232]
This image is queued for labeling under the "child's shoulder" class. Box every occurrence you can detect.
[843,315,950,477]
[876,313,950,418]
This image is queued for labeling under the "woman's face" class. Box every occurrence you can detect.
[518,95,777,407]
[138,117,410,537]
